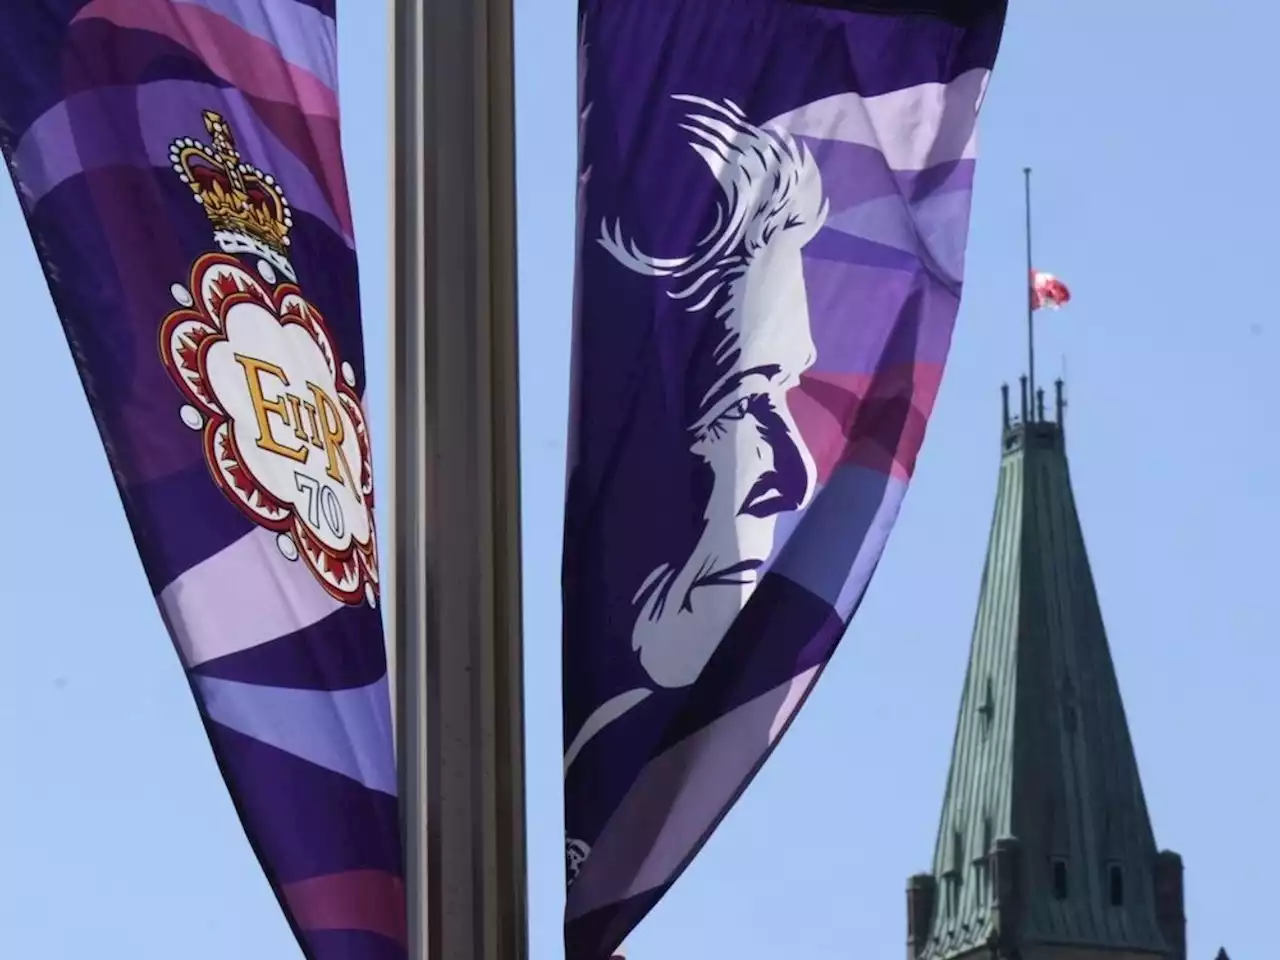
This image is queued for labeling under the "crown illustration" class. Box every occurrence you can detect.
[170,111,296,280]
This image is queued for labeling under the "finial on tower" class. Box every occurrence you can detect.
[1001,382,1011,431]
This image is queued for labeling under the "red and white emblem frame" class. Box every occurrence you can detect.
[159,253,379,607]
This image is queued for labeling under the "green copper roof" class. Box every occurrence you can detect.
[919,385,1169,959]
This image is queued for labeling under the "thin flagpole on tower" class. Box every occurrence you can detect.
[1024,166,1036,414]
[389,0,528,957]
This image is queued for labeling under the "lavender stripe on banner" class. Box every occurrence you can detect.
[804,229,920,272]
[769,68,990,171]
[12,82,351,243]
[195,674,396,795]
[802,140,974,217]
[822,187,975,284]
[159,526,343,668]
[801,258,960,371]
[174,0,338,89]
[567,668,820,920]
[770,464,908,617]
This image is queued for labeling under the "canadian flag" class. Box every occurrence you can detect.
[1031,270,1070,310]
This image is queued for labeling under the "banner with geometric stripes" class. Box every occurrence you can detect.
[562,2,1008,956]
[0,4,403,959]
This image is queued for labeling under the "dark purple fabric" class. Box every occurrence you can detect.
[563,0,1006,955]
[0,4,402,959]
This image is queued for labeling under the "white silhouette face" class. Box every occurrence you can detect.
[601,98,828,691]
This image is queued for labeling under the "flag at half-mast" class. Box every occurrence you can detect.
[563,0,1008,956]
[0,4,402,959]
[1032,269,1072,310]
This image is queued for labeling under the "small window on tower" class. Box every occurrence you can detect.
[1109,864,1125,906]
[973,854,990,903]
[945,874,961,914]
[1052,858,1068,901]
[977,677,995,737]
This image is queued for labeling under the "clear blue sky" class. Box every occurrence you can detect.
[0,2,1274,958]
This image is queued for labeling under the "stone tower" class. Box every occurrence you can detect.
[905,380,1186,960]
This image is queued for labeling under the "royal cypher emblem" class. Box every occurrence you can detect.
[159,111,378,607]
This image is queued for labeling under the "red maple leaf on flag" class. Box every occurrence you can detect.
[1031,270,1070,310]
[324,550,355,584]
[209,270,242,314]
[176,326,216,372]
[218,433,262,503]
[246,284,271,308]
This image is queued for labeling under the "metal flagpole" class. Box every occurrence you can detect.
[1024,166,1036,413]
[389,0,528,957]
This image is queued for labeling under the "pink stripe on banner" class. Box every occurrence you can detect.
[283,869,407,945]
[73,0,339,120]
[791,364,944,484]
[174,0,337,89]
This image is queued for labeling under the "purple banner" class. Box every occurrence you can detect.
[563,1,1006,955]
[0,3,403,960]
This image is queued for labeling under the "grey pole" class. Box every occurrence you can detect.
[388,0,527,958]
[1023,166,1036,415]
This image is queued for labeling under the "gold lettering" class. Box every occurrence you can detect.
[304,401,323,449]
[307,381,359,492]
[285,393,312,445]
[234,354,308,462]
